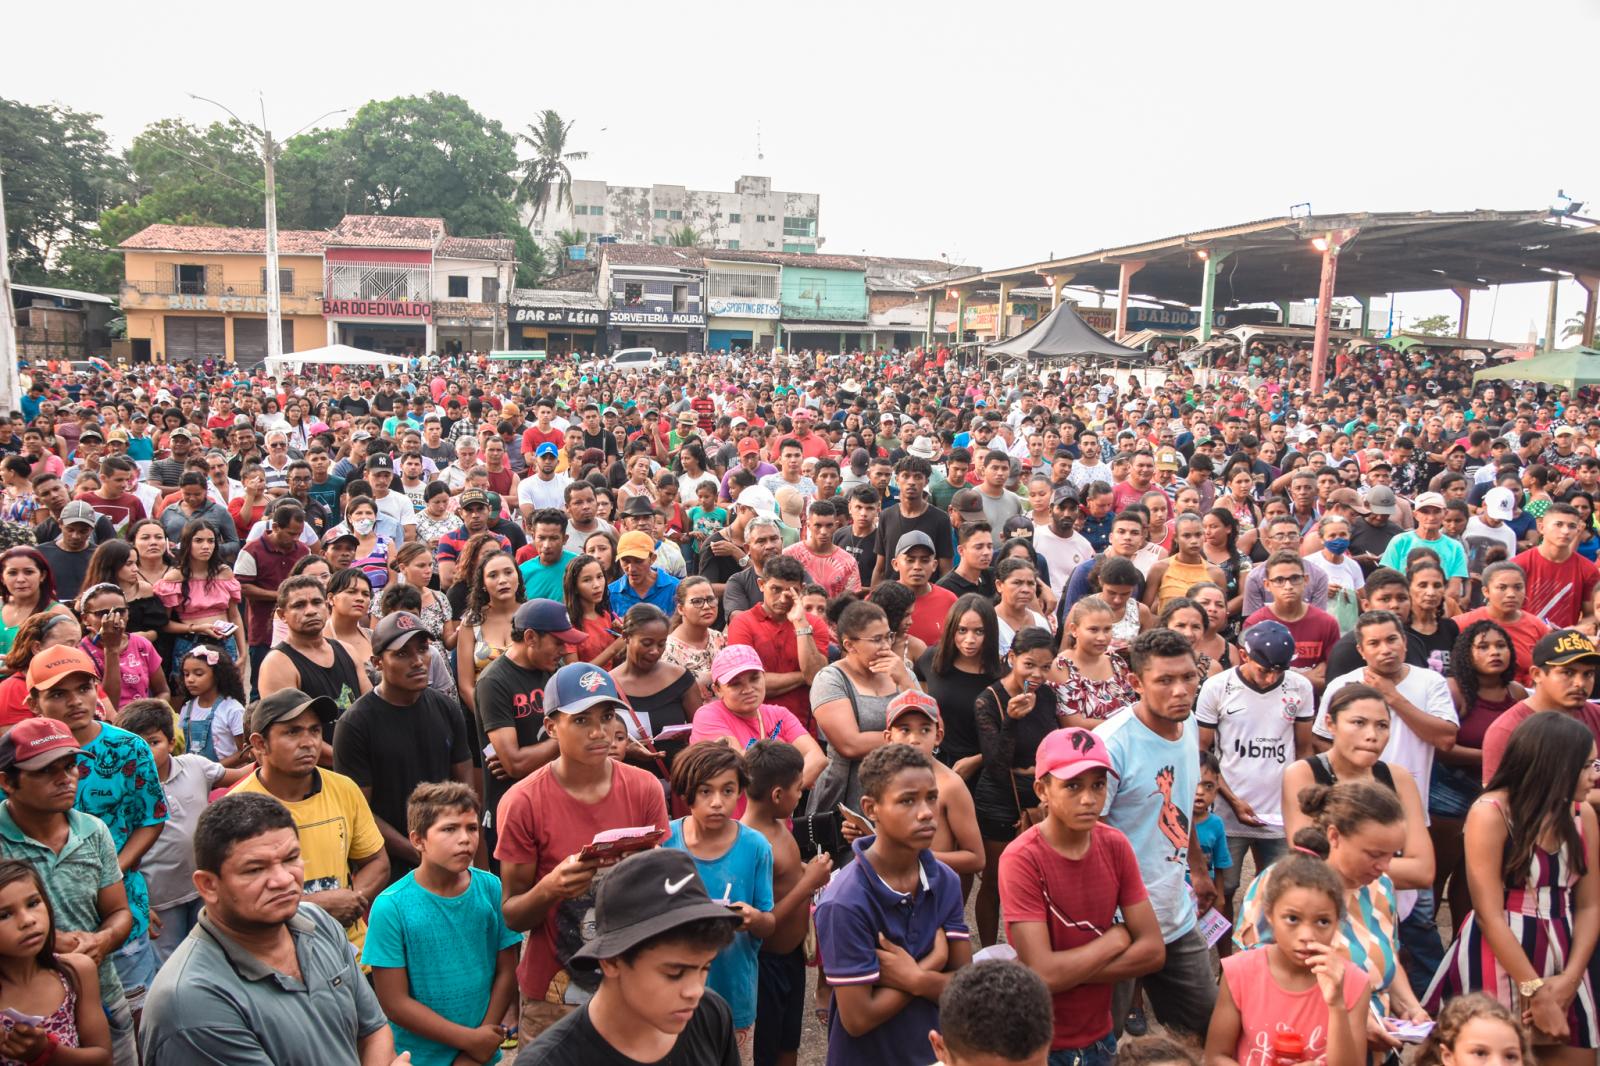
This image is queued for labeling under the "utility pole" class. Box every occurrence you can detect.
[0,164,18,413]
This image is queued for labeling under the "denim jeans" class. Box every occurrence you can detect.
[1050,1033,1117,1066]
[107,990,137,1066]
[1222,835,1289,903]
[110,931,157,1012]
[149,898,205,967]
[1398,887,1446,996]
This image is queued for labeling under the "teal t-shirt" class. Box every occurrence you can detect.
[520,551,578,602]
[76,723,165,940]
[363,867,521,1066]
[665,819,773,1029]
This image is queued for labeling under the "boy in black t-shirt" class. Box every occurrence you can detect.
[526,848,743,1066]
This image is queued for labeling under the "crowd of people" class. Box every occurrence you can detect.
[0,338,1597,1066]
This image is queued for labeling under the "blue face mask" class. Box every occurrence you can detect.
[1324,537,1350,555]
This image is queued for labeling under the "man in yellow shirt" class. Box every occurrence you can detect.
[230,689,389,955]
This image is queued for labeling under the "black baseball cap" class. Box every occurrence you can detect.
[249,688,339,735]
[568,848,741,969]
[1533,629,1600,670]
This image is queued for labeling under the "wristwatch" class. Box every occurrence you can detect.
[1519,977,1545,999]
[794,626,813,636]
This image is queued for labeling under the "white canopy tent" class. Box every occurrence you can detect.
[264,344,407,378]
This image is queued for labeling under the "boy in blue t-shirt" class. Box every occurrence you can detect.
[815,743,972,1066]
[665,742,775,1055]
[1191,751,1232,883]
[364,781,521,1066]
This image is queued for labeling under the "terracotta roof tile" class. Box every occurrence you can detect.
[701,248,864,271]
[600,244,705,269]
[327,215,444,249]
[438,236,514,261]
[119,224,329,255]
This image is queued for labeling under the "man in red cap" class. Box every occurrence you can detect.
[0,715,137,1061]
[720,437,776,502]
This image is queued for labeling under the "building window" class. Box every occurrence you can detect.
[728,212,741,223]
[783,243,816,254]
[653,237,667,245]
[766,241,775,248]
[727,240,740,249]
[589,204,602,215]
[755,214,767,223]
[625,282,644,305]
[710,272,777,300]
[482,277,499,304]
[176,264,206,295]
[669,209,683,221]
[448,276,469,299]
[259,267,294,294]
[673,285,689,313]
[783,216,817,237]
[654,209,667,219]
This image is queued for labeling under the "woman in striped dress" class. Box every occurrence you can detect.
[1425,711,1600,1058]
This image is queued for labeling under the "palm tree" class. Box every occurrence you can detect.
[1562,312,1591,344]
[546,228,587,274]
[668,225,703,247]
[515,110,588,222]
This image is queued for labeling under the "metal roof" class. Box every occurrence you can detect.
[918,210,1600,305]
[11,283,115,305]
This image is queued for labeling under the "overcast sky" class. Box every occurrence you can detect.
[7,0,1597,341]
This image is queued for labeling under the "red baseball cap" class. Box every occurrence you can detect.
[737,437,760,455]
[0,718,83,771]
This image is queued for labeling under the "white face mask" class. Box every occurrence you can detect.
[352,518,376,536]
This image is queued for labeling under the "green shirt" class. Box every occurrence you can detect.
[520,550,578,601]
[0,804,124,1005]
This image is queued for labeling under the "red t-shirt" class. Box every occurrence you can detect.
[494,759,668,998]
[907,584,958,648]
[1512,548,1599,630]
[1481,699,1600,784]
[726,606,831,736]
[520,425,565,459]
[998,822,1148,1049]
[1452,606,1549,684]
[1110,481,1152,512]
[1242,605,1343,669]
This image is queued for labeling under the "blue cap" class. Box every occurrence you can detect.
[513,600,586,644]
[545,662,629,717]
[1241,620,1296,672]
[535,442,559,458]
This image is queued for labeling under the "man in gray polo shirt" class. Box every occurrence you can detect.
[140,793,395,1065]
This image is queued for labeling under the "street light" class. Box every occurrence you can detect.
[187,94,345,369]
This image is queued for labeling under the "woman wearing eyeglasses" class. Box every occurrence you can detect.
[664,575,725,688]
[79,582,169,709]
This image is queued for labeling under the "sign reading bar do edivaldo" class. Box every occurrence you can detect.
[322,298,432,320]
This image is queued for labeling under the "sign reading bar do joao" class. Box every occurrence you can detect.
[322,298,432,320]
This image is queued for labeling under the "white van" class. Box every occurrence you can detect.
[609,347,661,374]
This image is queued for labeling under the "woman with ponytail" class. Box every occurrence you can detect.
[1236,780,1429,1049]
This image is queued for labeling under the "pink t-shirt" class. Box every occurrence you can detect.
[81,634,162,707]
[688,699,809,750]
[1221,945,1368,1066]
[493,759,668,999]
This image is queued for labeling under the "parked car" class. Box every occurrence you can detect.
[608,347,661,374]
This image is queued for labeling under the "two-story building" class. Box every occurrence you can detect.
[432,236,516,354]
[776,254,869,353]
[702,252,781,354]
[320,215,440,356]
[599,244,707,353]
[119,225,329,365]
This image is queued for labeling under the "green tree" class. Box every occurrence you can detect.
[275,128,356,231]
[511,229,547,288]
[668,225,703,247]
[1409,313,1454,336]
[514,110,587,223]
[340,93,519,237]
[96,118,266,248]
[0,98,129,285]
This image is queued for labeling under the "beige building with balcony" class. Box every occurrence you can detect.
[119,225,329,365]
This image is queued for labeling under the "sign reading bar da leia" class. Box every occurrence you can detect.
[512,306,602,326]
[322,298,431,320]
[609,309,707,327]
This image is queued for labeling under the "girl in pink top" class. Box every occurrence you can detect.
[1206,852,1368,1066]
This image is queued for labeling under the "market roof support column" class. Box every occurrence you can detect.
[1579,275,1600,348]
[1198,250,1231,342]
[1309,229,1357,396]
[996,281,1011,340]
[1356,295,1372,337]
[925,290,936,349]
[1115,261,1146,339]
[954,291,965,346]
[1452,287,1473,338]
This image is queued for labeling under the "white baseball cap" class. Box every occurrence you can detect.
[1484,486,1516,521]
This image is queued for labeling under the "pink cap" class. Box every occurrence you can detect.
[1034,727,1119,782]
[710,645,764,687]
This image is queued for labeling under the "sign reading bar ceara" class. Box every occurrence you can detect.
[322,298,432,320]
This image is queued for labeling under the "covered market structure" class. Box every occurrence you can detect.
[917,208,1600,391]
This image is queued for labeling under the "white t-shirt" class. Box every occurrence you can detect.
[1033,527,1095,598]
[1195,667,1316,838]
[519,473,571,513]
[1314,665,1458,818]
[1303,551,1366,595]
[1464,516,1518,570]
[372,490,417,530]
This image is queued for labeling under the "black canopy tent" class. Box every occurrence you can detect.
[985,303,1150,365]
